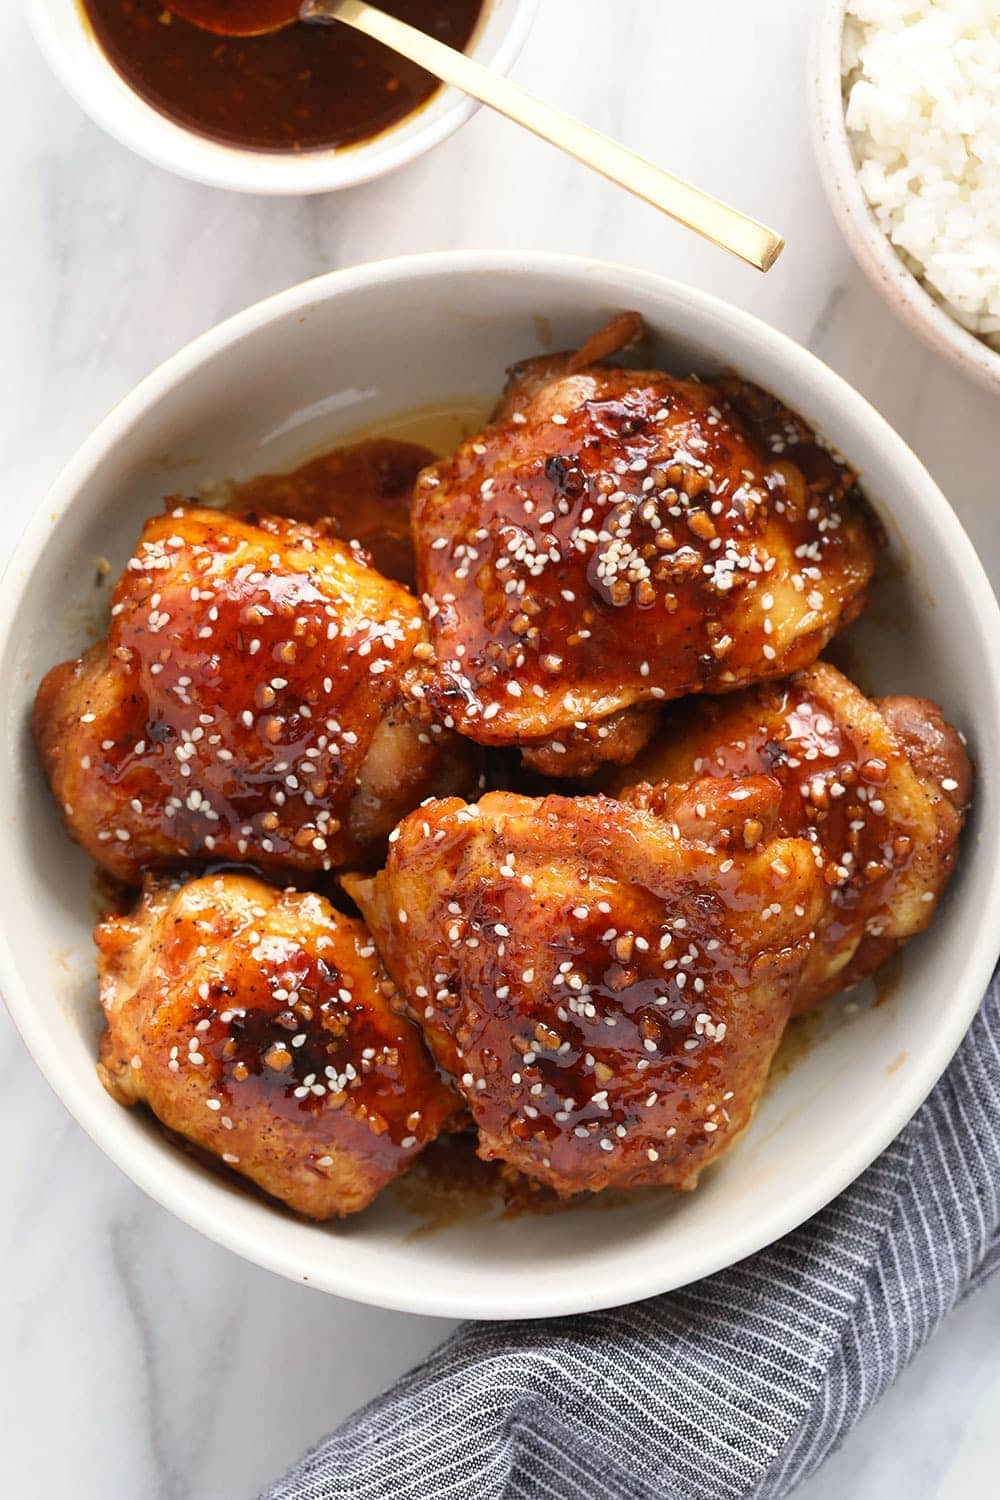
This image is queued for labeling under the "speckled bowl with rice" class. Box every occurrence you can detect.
[811,0,1000,393]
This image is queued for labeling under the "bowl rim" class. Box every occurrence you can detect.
[24,0,539,195]
[809,0,1000,396]
[3,249,1000,1318]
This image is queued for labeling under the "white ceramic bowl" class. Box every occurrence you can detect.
[810,0,1000,395]
[25,0,537,194]
[3,251,999,1319]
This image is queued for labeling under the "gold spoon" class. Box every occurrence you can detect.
[165,0,784,272]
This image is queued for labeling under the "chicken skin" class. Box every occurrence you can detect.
[96,873,460,1218]
[34,505,473,883]
[610,663,970,1011]
[412,316,880,776]
[346,786,825,1197]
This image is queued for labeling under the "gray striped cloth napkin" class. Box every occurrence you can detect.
[265,969,1000,1500]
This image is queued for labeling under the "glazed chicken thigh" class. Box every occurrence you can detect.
[347,786,825,1197]
[611,663,970,1011]
[97,873,460,1217]
[412,317,879,776]
[34,505,473,882]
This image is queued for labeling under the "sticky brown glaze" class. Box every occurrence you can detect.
[412,316,880,774]
[33,505,474,883]
[96,873,461,1218]
[228,437,434,589]
[611,663,970,1012]
[346,787,824,1197]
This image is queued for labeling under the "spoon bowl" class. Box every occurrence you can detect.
[165,0,304,34]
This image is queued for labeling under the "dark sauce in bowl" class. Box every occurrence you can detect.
[80,0,485,152]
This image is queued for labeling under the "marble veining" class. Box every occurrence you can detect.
[1,1,998,1496]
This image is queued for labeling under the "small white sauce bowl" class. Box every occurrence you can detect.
[25,0,538,194]
[2,251,999,1319]
[810,0,1000,395]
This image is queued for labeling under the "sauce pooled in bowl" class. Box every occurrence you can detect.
[80,0,484,152]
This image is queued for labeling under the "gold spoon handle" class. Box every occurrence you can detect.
[307,0,784,272]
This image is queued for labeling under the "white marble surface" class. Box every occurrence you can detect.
[2,1,999,1495]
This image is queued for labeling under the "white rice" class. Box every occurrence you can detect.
[842,0,1000,349]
